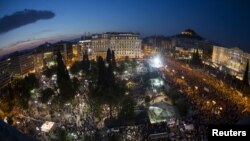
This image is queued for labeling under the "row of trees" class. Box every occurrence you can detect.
[89,48,136,120]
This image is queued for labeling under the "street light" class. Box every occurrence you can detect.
[150,55,163,68]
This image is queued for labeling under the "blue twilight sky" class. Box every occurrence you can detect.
[0,0,250,55]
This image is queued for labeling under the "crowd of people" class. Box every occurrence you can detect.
[163,56,250,127]
[8,56,250,141]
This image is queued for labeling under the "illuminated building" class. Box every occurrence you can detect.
[144,36,173,52]
[71,43,78,62]
[53,41,73,65]
[18,53,35,76]
[174,47,203,60]
[78,38,92,60]
[80,32,142,60]
[43,52,55,67]
[142,43,157,57]
[172,29,213,59]
[212,45,250,80]
[33,53,43,72]
[0,58,11,89]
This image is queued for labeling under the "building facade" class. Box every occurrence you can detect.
[53,42,73,65]
[80,32,142,60]
[0,58,11,89]
[19,53,35,76]
[33,53,44,72]
[212,45,250,80]
[174,47,203,60]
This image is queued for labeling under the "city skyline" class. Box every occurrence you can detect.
[1,1,250,140]
[0,0,250,56]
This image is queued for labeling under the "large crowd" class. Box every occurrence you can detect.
[8,57,250,141]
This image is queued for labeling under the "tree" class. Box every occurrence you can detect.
[191,49,202,66]
[58,128,73,141]
[131,58,137,69]
[72,77,80,90]
[56,51,75,102]
[106,48,112,64]
[117,62,126,74]
[243,60,249,87]
[56,51,70,83]
[43,66,57,78]
[70,61,82,75]
[145,95,151,104]
[18,74,39,109]
[125,56,130,64]
[111,50,116,68]
[83,49,90,72]
[41,88,54,103]
[97,56,106,87]
[119,96,136,120]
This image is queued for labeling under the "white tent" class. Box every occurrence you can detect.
[184,124,194,131]
[148,102,177,124]
[41,121,54,132]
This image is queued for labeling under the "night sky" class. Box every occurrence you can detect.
[0,0,250,56]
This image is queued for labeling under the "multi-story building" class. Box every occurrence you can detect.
[174,47,203,60]
[145,36,173,52]
[35,43,56,67]
[78,38,92,60]
[142,43,157,57]
[80,32,142,60]
[53,41,73,65]
[33,53,43,72]
[8,52,35,77]
[0,58,11,89]
[212,45,250,80]
[19,53,35,76]
[72,43,79,62]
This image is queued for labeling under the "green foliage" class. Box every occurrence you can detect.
[119,96,136,119]
[145,95,151,104]
[70,61,82,75]
[90,51,126,118]
[43,66,57,78]
[12,73,39,109]
[108,135,123,141]
[40,88,54,103]
[72,77,80,90]
[83,49,90,72]
[131,58,137,69]
[106,48,112,64]
[191,49,202,66]
[111,50,117,69]
[56,51,75,103]
[58,128,73,141]
[124,56,130,64]
[117,62,126,74]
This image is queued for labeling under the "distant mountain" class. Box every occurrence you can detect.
[0,120,37,141]
[172,29,204,40]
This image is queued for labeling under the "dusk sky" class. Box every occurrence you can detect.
[0,0,250,56]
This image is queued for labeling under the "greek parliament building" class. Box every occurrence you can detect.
[78,32,142,60]
[212,45,250,80]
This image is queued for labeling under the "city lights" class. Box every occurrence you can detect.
[0,1,249,140]
[150,55,163,68]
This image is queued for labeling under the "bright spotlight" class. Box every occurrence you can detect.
[150,55,163,68]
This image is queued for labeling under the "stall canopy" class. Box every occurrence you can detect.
[41,121,54,132]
